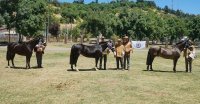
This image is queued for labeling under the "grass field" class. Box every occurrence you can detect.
[0,43,200,104]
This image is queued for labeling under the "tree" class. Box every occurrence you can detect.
[15,0,47,41]
[188,16,200,40]
[0,15,4,27]
[49,22,60,41]
[0,0,19,42]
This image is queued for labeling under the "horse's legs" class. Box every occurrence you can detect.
[27,56,31,69]
[147,65,149,71]
[11,54,15,68]
[26,56,28,69]
[8,60,10,67]
[74,53,80,71]
[173,59,178,72]
[71,64,74,71]
[149,57,155,71]
[95,57,99,71]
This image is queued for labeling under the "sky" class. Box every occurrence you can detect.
[58,0,200,15]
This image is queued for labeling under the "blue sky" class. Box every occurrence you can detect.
[58,0,200,15]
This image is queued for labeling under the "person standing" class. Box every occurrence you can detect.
[34,40,46,68]
[99,36,108,70]
[123,36,133,70]
[184,45,196,72]
[114,39,125,70]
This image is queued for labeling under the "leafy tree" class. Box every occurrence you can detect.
[0,0,19,42]
[187,16,200,40]
[0,15,4,27]
[49,22,60,41]
[15,0,47,41]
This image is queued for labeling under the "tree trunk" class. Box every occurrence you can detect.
[18,34,22,42]
[8,29,10,43]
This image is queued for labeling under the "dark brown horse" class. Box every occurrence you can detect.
[69,41,114,71]
[146,39,192,72]
[6,37,43,69]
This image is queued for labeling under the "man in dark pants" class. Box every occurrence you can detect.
[123,36,133,70]
[34,40,46,68]
[99,36,108,70]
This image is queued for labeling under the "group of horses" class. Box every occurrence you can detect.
[6,37,194,72]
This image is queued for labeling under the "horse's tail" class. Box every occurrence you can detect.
[6,44,12,61]
[70,45,78,65]
[146,48,151,65]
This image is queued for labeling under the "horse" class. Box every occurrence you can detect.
[6,37,43,69]
[146,38,192,72]
[69,41,114,71]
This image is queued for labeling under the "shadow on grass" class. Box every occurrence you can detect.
[67,68,96,72]
[67,67,126,72]
[6,66,43,70]
[142,70,186,73]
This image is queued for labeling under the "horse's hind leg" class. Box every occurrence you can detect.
[11,54,15,68]
[173,59,178,72]
[71,64,74,71]
[26,56,31,69]
[95,57,99,71]
[149,57,155,71]
[147,65,149,71]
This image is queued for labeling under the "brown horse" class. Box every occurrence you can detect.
[146,39,192,72]
[6,37,43,69]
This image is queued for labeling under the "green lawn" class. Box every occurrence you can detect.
[0,43,200,104]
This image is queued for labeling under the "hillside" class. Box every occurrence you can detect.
[49,1,200,42]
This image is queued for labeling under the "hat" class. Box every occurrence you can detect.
[101,36,105,39]
[117,39,122,42]
[123,36,128,39]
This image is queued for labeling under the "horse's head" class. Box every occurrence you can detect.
[176,37,193,51]
[99,40,115,52]
[34,37,44,44]
[107,40,115,52]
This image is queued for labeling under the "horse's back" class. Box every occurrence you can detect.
[7,42,32,56]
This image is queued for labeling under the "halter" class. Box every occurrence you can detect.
[107,42,115,52]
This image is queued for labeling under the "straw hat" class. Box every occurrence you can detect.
[117,39,122,42]
[123,36,128,39]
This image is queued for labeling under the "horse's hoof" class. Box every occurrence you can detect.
[75,68,79,72]
[94,67,98,71]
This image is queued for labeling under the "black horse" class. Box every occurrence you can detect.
[70,41,114,71]
[6,37,43,69]
[146,38,192,72]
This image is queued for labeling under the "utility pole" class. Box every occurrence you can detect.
[46,0,50,44]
